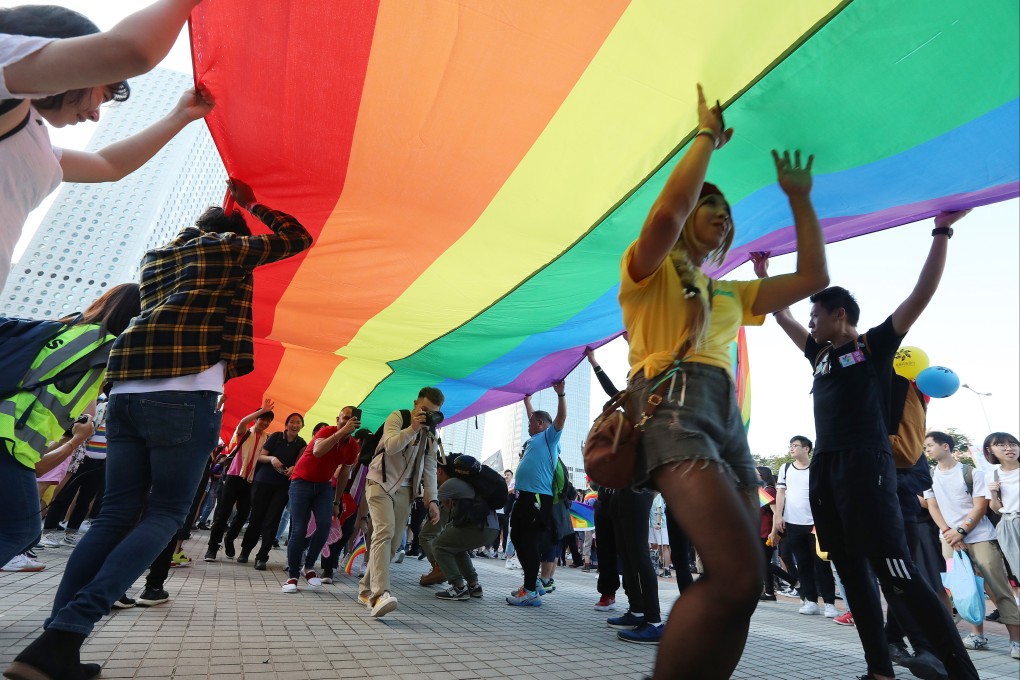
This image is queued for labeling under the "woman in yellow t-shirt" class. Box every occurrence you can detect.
[620,85,828,677]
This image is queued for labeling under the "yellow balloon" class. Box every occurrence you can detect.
[894,346,929,380]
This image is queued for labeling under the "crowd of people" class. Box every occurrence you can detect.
[0,2,1017,680]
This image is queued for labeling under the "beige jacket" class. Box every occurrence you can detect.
[367,409,439,500]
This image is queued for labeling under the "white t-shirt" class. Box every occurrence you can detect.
[1,33,62,286]
[986,466,1020,515]
[777,462,813,525]
[924,463,996,543]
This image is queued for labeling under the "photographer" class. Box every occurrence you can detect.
[358,387,445,618]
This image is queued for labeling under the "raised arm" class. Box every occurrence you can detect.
[313,417,358,458]
[552,380,567,432]
[60,87,213,182]
[523,394,534,421]
[586,347,620,397]
[3,0,203,96]
[750,252,811,352]
[234,397,274,438]
[750,152,829,316]
[890,211,969,335]
[226,180,314,267]
[629,84,731,283]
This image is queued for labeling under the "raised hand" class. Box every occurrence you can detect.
[772,150,814,197]
[750,251,771,279]
[934,209,971,230]
[697,84,734,149]
[228,179,257,209]
[174,85,215,122]
[260,397,275,412]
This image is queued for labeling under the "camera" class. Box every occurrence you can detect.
[62,414,90,438]
[422,410,444,429]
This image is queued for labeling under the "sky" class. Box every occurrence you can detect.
[10,1,1019,459]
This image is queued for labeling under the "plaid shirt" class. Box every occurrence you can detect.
[106,204,312,383]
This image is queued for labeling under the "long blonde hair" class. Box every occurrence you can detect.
[666,195,735,352]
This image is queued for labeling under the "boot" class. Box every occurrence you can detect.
[5,628,88,680]
[419,563,446,586]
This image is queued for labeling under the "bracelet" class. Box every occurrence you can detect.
[695,128,718,148]
[931,226,953,239]
[556,393,566,398]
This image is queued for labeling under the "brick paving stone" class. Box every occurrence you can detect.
[2,536,1017,678]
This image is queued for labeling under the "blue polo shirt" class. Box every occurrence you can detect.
[515,426,562,495]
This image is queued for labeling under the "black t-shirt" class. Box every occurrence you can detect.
[252,431,307,485]
[805,315,904,454]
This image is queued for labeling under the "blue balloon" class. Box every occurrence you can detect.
[916,366,960,398]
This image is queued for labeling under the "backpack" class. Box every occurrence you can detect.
[929,462,1000,528]
[461,464,509,512]
[0,314,93,400]
[357,409,411,467]
[817,333,927,469]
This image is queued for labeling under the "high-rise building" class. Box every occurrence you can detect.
[2,68,226,317]
[438,412,486,458]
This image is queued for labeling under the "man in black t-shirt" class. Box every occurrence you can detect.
[754,210,977,680]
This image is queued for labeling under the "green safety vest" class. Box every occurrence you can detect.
[0,323,114,470]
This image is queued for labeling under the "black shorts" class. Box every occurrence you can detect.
[809,448,910,560]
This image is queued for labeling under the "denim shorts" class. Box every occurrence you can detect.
[627,362,756,491]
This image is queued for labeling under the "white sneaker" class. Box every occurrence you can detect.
[1,554,45,572]
[824,603,839,618]
[799,602,820,615]
[304,570,322,589]
[392,550,405,564]
[505,556,519,569]
[281,578,299,594]
[1010,641,1019,660]
[80,520,92,533]
[62,532,80,547]
[371,591,398,618]
[961,633,988,650]
[38,532,63,548]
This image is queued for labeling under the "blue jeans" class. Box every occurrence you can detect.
[46,390,221,635]
[286,479,333,579]
[0,451,42,565]
[275,507,291,543]
[198,478,221,525]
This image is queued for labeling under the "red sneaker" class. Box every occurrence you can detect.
[833,611,855,626]
[594,594,617,612]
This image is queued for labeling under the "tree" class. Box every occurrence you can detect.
[944,427,976,466]
[753,453,795,473]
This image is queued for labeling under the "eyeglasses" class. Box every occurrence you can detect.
[992,442,1019,449]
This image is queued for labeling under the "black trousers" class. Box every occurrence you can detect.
[408,499,427,554]
[43,458,106,531]
[146,459,209,591]
[321,511,359,573]
[613,488,660,622]
[760,539,795,595]
[783,522,835,604]
[561,532,582,566]
[509,491,554,591]
[595,491,622,597]
[665,507,694,593]
[208,475,251,550]
[812,449,979,680]
[241,481,290,561]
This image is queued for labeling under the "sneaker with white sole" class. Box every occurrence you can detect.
[1,554,45,572]
[38,532,63,548]
[371,591,398,617]
[1010,641,1019,660]
[304,570,322,589]
[282,578,299,594]
[824,603,839,618]
[62,532,80,547]
[506,586,541,607]
[392,550,405,564]
[833,611,855,626]
[112,595,136,609]
[594,595,617,611]
[799,602,820,615]
[961,633,988,650]
[136,588,170,606]
[435,582,470,601]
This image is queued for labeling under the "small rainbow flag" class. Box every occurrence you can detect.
[570,501,595,531]
[758,487,775,507]
[343,534,367,575]
[582,490,598,504]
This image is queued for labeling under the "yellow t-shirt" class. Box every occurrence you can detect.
[619,241,765,380]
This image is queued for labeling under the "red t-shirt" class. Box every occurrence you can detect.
[290,426,360,483]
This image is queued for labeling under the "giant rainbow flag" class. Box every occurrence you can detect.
[189,1,1019,436]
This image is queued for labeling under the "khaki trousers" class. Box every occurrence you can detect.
[358,482,412,601]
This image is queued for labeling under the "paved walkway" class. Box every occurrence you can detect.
[2,536,1016,679]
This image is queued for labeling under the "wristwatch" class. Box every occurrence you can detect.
[955,526,968,536]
